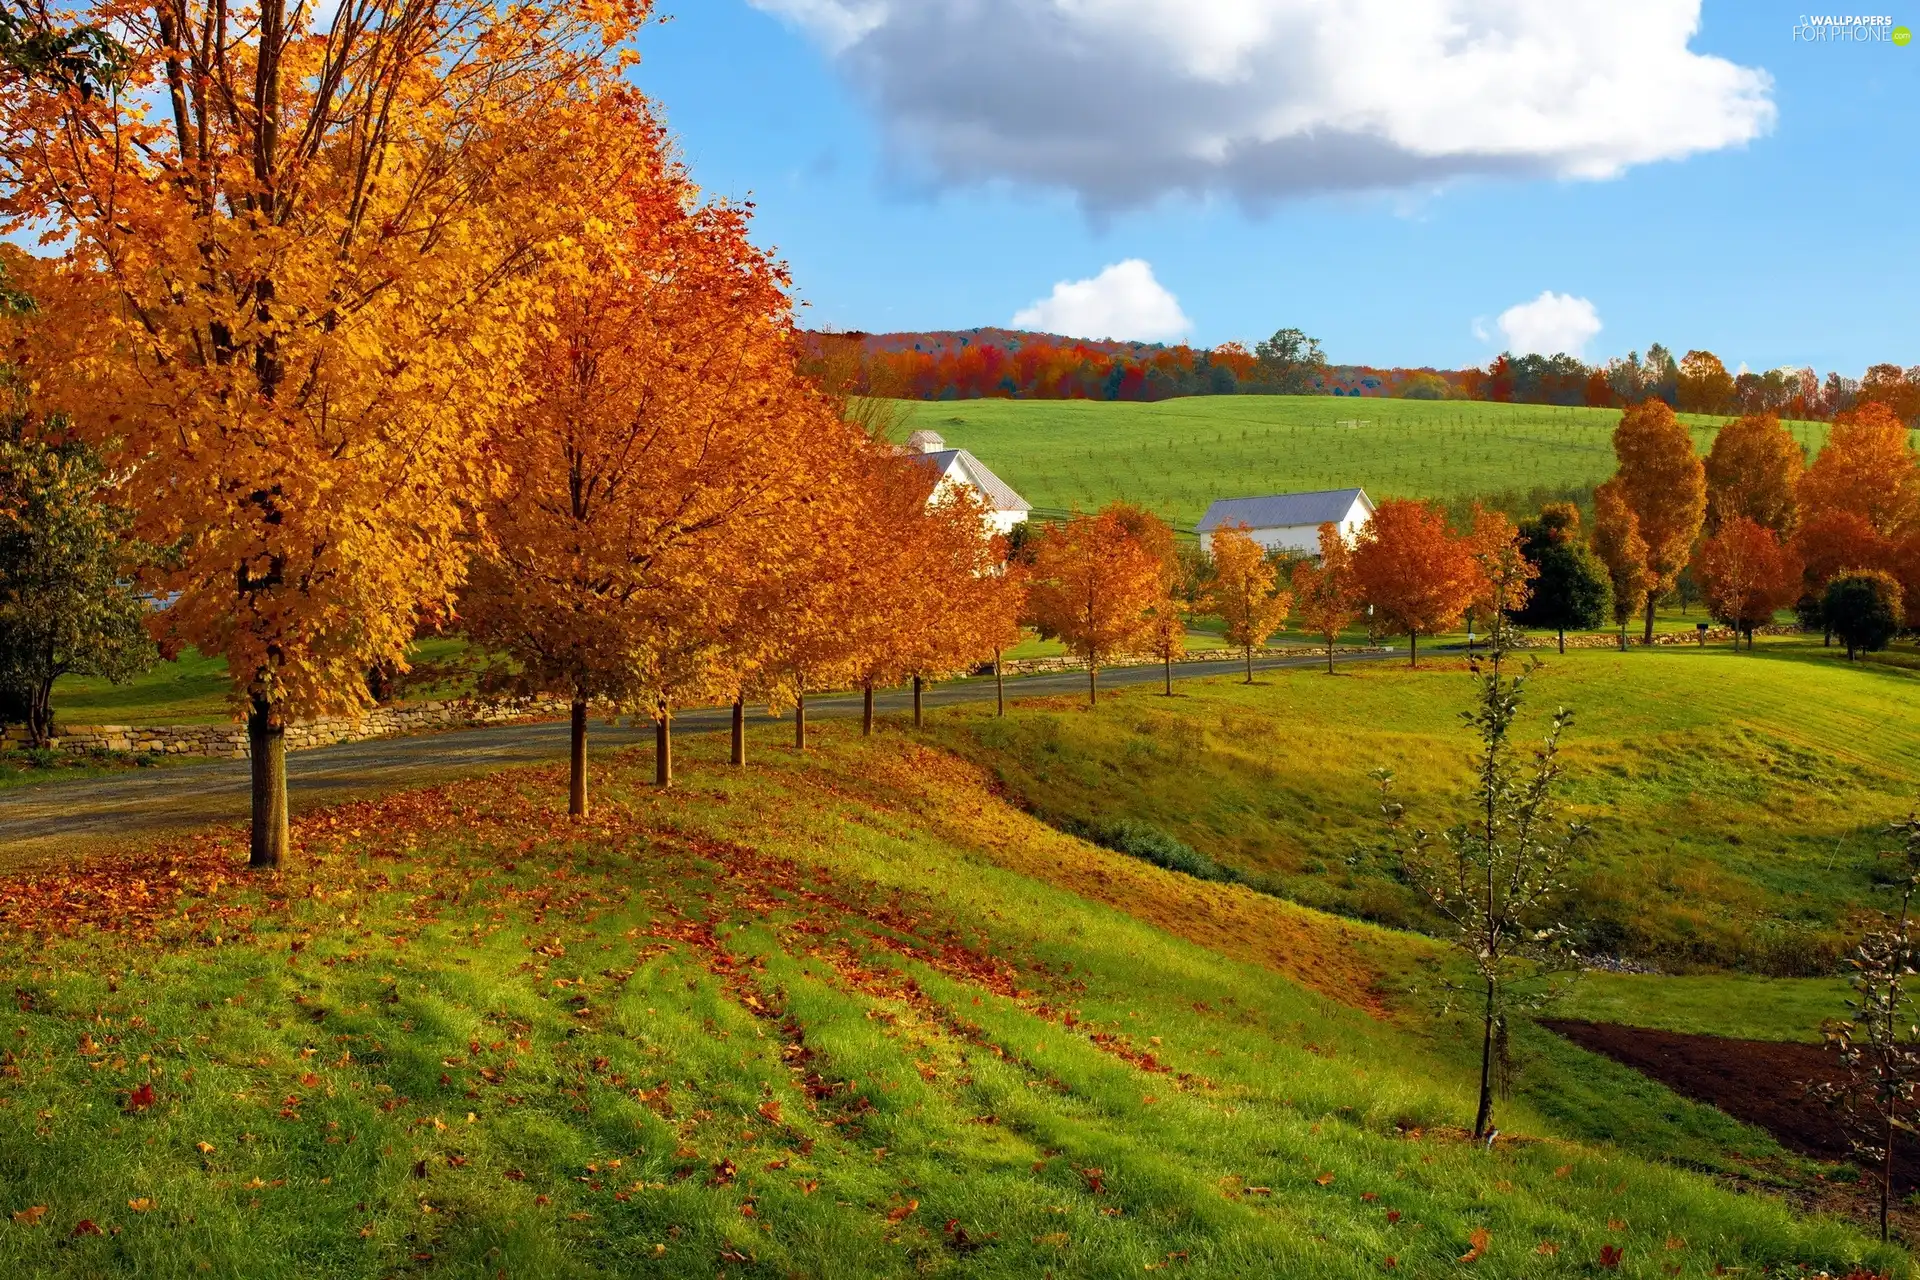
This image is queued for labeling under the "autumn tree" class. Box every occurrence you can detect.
[1826,572,1904,661]
[1791,510,1892,644]
[2,0,652,865]
[1205,527,1291,682]
[894,486,1012,728]
[1697,518,1802,649]
[1799,403,1920,539]
[1512,505,1610,654]
[1026,507,1162,707]
[1677,350,1734,415]
[1607,401,1708,643]
[1704,414,1802,536]
[1350,500,1479,668]
[1466,508,1535,653]
[1591,482,1652,648]
[460,160,841,812]
[1291,522,1364,674]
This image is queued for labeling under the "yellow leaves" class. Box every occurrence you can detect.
[1535,1240,1560,1256]
[126,1199,152,1213]
[11,1205,48,1225]
[1457,1226,1490,1263]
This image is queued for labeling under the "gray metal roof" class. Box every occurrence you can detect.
[1194,488,1372,534]
[914,448,1033,514]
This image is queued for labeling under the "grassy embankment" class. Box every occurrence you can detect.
[926,636,1920,977]
[0,702,1903,1277]
[893,396,1843,531]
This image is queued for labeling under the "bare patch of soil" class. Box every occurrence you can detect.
[1543,1019,1920,1191]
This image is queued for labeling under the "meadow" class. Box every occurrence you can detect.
[0,702,1902,1278]
[926,637,1920,975]
[894,397,1839,530]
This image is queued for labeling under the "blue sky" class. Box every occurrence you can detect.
[632,3,1915,373]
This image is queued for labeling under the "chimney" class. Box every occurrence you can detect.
[905,430,945,455]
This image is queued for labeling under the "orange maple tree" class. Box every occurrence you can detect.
[1591,481,1652,647]
[1697,518,1802,648]
[1291,523,1364,674]
[2,0,651,865]
[1205,527,1292,683]
[1466,507,1536,652]
[1607,401,1708,643]
[1791,509,1894,642]
[1025,507,1163,706]
[459,164,845,810]
[1704,414,1802,536]
[1798,403,1920,538]
[1349,500,1479,667]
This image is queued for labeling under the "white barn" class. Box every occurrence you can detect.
[1196,488,1375,556]
[905,431,1032,537]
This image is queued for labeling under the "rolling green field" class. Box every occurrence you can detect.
[928,636,1920,975]
[0,707,1901,1277]
[894,397,1837,530]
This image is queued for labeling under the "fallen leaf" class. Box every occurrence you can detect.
[127,1199,152,1213]
[71,1219,103,1237]
[1664,1236,1686,1251]
[195,1142,215,1155]
[1315,1171,1336,1186]
[1386,1210,1402,1225]
[1536,1241,1560,1257]
[125,1083,156,1113]
[1599,1243,1624,1269]
[886,1199,918,1222]
[1554,1164,1572,1178]
[1608,1218,1626,1232]
[1459,1227,1490,1263]
[11,1206,47,1226]
[757,1100,782,1125]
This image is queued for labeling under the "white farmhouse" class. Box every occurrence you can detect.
[904,431,1032,537]
[1195,488,1375,556]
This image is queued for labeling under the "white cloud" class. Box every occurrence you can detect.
[750,0,1774,210]
[1012,260,1192,342]
[1495,291,1603,357]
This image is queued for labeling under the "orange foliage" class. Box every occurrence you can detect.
[1025,507,1164,705]
[1467,507,1536,645]
[1204,528,1291,681]
[1349,500,1479,666]
[1608,401,1707,639]
[1704,414,1802,536]
[1591,481,1651,633]
[1797,403,1920,538]
[1291,524,1364,673]
[1792,509,1892,594]
[1697,518,1801,642]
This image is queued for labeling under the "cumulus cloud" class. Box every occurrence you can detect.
[749,0,1775,209]
[1012,260,1192,342]
[1495,291,1603,357]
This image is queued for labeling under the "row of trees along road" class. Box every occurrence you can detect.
[0,0,1022,868]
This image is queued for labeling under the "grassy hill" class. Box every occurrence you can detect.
[893,397,1837,530]
[0,688,1907,1276]
[928,636,1920,975]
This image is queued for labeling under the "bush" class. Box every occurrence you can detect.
[1071,818,1245,886]
[1825,570,1903,660]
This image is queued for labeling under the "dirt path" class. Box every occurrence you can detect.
[2,649,1394,857]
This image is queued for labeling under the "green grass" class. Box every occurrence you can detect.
[895,397,1840,530]
[51,640,477,728]
[927,635,1920,975]
[0,719,1902,1277]
[1545,974,1851,1044]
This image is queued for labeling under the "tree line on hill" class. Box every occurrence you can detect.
[808,327,1920,424]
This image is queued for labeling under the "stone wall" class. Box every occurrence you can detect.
[10,695,572,760]
[996,644,1390,677]
[1508,623,1804,651]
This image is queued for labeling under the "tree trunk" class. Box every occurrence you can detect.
[568,698,588,818]
[795,687,807,751]
[1474,975,1496,1140]
[27,676,54,748]
[912,676,923,727]
[731,696,746,767]
[1326,632,1336,675]
[1088,663,1098,708]
[997,649,1007,714]
[863,681,875,736]
[1164,650,1173,696]
[248,694,290,868]
[1883,1111,1894,1241]
[1557,626,1565,655]
[655,702,672,788]
[1408,631,1418,668]
[1642,594,1657,645]
[1244,643,1253,684]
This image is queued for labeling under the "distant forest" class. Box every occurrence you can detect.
[803,327,1920,425]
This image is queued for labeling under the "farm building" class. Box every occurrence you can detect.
[1195,488,1375,556]
[904,431,1032,537]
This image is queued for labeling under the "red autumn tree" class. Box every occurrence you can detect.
[1291,522,1364,674]
[1025,507,1163,707]
[1350,499,1480,667]
[1608,401,1708,643]
[1697,518,1802,649]
[1704,414,1803,536]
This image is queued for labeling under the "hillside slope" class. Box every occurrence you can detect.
[0,720,1901,1277]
